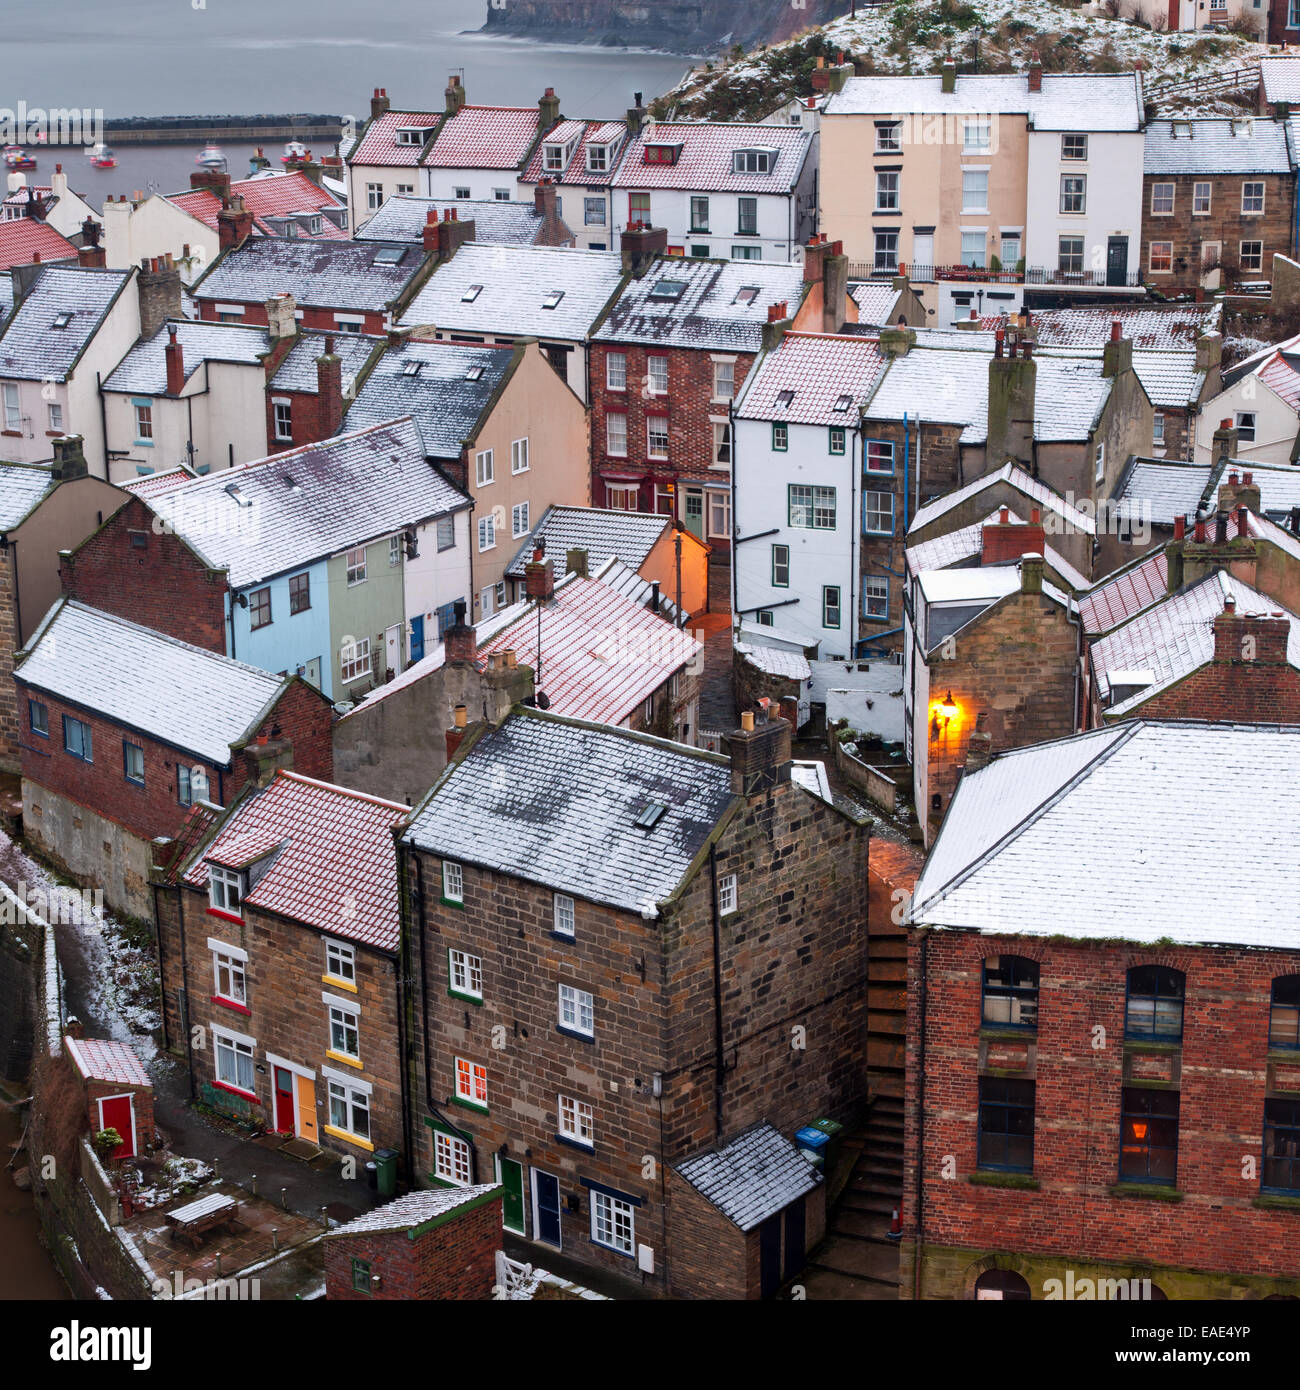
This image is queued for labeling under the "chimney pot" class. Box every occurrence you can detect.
[1243,470,1253,485]
[999,506,1009,524]
[740,710,754,732]
[1174,514,1186,540]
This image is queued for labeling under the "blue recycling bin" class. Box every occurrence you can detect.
[795,1125,829,1169]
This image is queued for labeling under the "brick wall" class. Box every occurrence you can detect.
[324,1192,501,1300]
[0,548,18,771]
[197,299,386,336]
[85,1077,155,1153]
[60,494,229,653]
[901,928,1300,1298]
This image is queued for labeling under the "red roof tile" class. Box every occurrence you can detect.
[351,110,443,167]
[66,1037,151,1088]
[0,219,77,272]
[520,120,626,187]
[1078,549,1168,634]
[423,106,550,170]
[612,122,812,192]
[168,173,347,239]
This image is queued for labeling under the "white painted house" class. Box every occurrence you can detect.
[1194,332,1300,468]
[732,331,888,654]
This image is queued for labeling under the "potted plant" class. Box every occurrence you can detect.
[93,1127,123,1161]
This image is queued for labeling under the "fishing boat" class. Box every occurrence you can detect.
[3,146,36,171]
[280,140,307,164]
[195,143,226,171]
[87,144,116,168]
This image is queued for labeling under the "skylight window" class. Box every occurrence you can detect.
[465,364,485,380]
[224,482,253,507]
[541,289,565,309]
[372,245,407,265]
[776,389,795,407]
[281,474,300,491]
[733,286,759,305]
[462,284,483,302]
[401,359,423,376]
[649,278,687,301]
[634,803,666,829]
[51,312,72,329]
[1172,120,1193,139]
[833,394,853,412]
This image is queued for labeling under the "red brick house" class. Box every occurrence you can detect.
[263,328,381,453]
[152,770,407,1162]
[66,1036,155,1161]
[398,703,865,1296]
[902,720,1300,1300]
[14,598,332,918]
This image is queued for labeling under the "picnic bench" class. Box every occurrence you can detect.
[165,1192,240,1248]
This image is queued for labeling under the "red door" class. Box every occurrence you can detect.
[273,1068,295,1134]
[98,1095,135,1159]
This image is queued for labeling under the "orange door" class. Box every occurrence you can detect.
[295,1075,318,1142]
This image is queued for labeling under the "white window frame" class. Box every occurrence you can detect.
[605,351,627,391]
[272,398,292,441]
[1150,183,1174,216]
[366,183,383,210]
[325,939,356,985]
[646,355,668,395]
[864,574,889,620]
[605,410,628,456]
[434,1130,472,1186]
[511,437,529,474]
[1240,240,1263,273]
[718,873,737,916]
[1149,241,1173,274]
[876,122,902,153]
[646,415,669,460]
[1094,441,1106,484]
[1242,182,1265,215]
[475,447,494,486]
[961,169,988,214]
[47,402,63,432]
[1193,182,1212,215]
[1153,411,1165,445]
[558,1094,594,1147]
[606,483,638,511]
[554,892,575,937]
[208,864,243,917]
[326,1078,371,1143]
[1059,174,1086,215]
[455,1056,489,1109]
[346,546,367,585]
[558,982,594,1037]
[711,357,736,402]
[511,501,530,538]
[2,383,20,431]
[707,489,730,539]
[211,942,247,1005]
[591,1189,635,1255]
[875,170,900,212]
[340,635,371,684]
[326,997,360,1061]
[449,948,483,1001]
[477,515,496,552]
[213,1025,256,1096]
[1236,411,1257,441]
[963,119,991,153]
[1061,133,1087,161]
[442,860,463,903]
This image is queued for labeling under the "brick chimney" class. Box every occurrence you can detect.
[534,178,557,220]
[371,87,391,122]
[138,255,183,339]
[566,546,588,578]
[1195,331,1222,373]
[444,599,476,664]
[1181,503,1257,589]
[266,292,298,342]
[1102,320,1132,378]
[241,737,294,789]
[422,209,439,254]
[982,508,1045,565]
[1028,56,1042,93]
[877,325,915,358]
[445,75,466,116]
[538,87,562,130]
[436,209,476,260]
[987,340,1037,470]
[811,56,830,93]
[964,710,993,771]
[445,703,469,761]
[164,325,185,395]
[803,236,828,285]
[525,552,555,602]
[50,434,88,482]
[620,223,669,277]
[1218,468,1261,515]
[1211,416,1238,465]
[77,240,106,269]
[1213,607,1290,665]
[190,167,232,201]
[218,195,254,252]
[822,238,848,334]
[316,335,344,438]
[728,706,792,797]
[941,59,957,95]
[1019,552,1044,594]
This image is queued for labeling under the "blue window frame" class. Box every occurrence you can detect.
[1125,965,1185,1041]
[1270,975,1300,1050]
[977,1076,1035,1172]
[132,398,154,446]
[123,740,144,785]
[1263,1097,1300,1195]
[62,715,92,762]
[29,700,48,737]
[1119,1086,1179,1185]
[865,439,895,474]
[982,956,1039,1031]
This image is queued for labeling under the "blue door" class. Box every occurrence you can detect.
[532,1169,561,1248]
[409,614,424,664]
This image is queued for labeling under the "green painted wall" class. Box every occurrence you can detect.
[327,538,406,705]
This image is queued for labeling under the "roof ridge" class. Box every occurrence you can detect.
[273,768,410,814]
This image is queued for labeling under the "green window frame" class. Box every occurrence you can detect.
[351,1257,372,1294]
[823,585,841,629]
[771,543,789,587]
[772,422,788,451]
[789,484,836,530]
[829,426,846,455]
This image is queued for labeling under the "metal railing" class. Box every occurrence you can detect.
[1147,64,1259,105]
[849,261,1143,289]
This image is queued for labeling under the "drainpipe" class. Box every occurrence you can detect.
[97,371,110,477]
[176,876,196,1101]
[850,422,859,655]
[708,843,725,1141]
[394,838,415,1187]
[903,412,911,534]
[1066,600,1083,732]
[912,928,928,1301]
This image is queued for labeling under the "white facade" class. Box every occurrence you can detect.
[1193,375,1299,467]
[1025,128,1143,285]
[423,167,526,203]
[732,414,859,655]
[402,508,473,654]
[101,195,216,285]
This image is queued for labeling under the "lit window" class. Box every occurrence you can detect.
[718,873,737,915]
[558,982,594,1037]
[442,860,463,903]
[208,865,243,917]
[554,893,575,937]
[558,1094,594,1147]
[346,547,367,585]
[449,948,483,1001]
[455,1057,488,1109]
[434,1129,472,1186]
[1119,1086,1179,1184]
[1149,242,1173,273]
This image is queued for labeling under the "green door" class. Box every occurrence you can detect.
[684,488,705,542]
[496,1155,525,1235]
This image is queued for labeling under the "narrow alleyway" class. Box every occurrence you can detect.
[696,558,735,736]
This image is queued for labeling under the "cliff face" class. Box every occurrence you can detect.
[479,0,847,56]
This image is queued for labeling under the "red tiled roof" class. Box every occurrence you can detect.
[520,119,626,187]
[66,1037,151,1088]
[183,771,408,952]
[1079,549,1168,635]
[423,106,551,170]
[0,219,77,272]
[477,573,701,726]
[737,331,887,426]
[351,110,442,167]
[122,466,198,500]
[168,173,347,239]
[612,122,812,192]
[1256,351,1300,410]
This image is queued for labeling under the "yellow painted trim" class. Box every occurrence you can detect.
[323,1124,374,1153]
[321,975,358,994]
[325,1050,364,1070]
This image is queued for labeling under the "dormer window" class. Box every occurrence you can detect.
[305,215,322,235]
[209,864,244,918]
[733,148,776,174]
[541,289,565,309]
[461,284,483,302]
[1172,120,1193,138]
[544,144,565,171]
[643,142,683,166]
[586,142,610,172]
[395,127,426,146]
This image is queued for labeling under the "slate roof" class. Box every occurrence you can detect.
[356,195,554,246]
[102,320,270,394]
[0,272,12,322]
[734,332,887,426]
[675,1123,822,1232]
[401,243,624,342]
[520,119,627,187]
[849,282,903,325]
[1078,548,1168,635]
[594,256,805,352]
[15,599,288,765]
[1261,56,1300,105]
[476,570,701,727]
[904,508,1090,591]
[827,72,1143,130]
[350,109,442,167]
[267,329,379,395]
[1090,570,1300,714]
[0,218,78,272]
[144,418,469,588]
[909,720,1300,947]
[343,340,513,458]
[504,504,674,581]
[735,642,811,682]
[1111,458,1214,526]
[423,105,550,169]
[1144,118,1291,175]
[0,461,55,531]
[181,772,407,952]
[908,462,1096,537]
[611,123,813,193]
[168,172,347,240]
[325,1185,500,1236]
[0,265,132,382]
[66,1037,151,1088]
[192,237,425,313]
[402,709,735,915]
[975,303,1221,350]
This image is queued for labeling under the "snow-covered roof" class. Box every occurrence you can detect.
[591,554,684,624]
[0,218,78,273]
[422,105,549,170]
[121,465,196,500]
[735,642,810,682]
[402,708,735,914]
[0,265,131,383]
[734,332,886,426]
[343,340,514,459]
[327,1184,500,1237]
[356,195,556,246]
[1090,569,1300,713]
[1129,352,1207,410]
[909,462,1096,537]
[911,720,1300,947]
[0,461,54,531]
[15,599,289,764]
[976,303,1221,350]
[594,256,806,352]
[849,281,902,325]
[504,505,673,581]
[0,272,12,323]
[675,1123,821,1232]
[401,243,624,342]
[145,418,468,588]
[611,122,813,193]
[1078,548,1168,635]
[66,1037,151,1088]
[267,329,379,395]
[103,320,270,394]
[905,508,1090,591]
[827,72,1142,130]
[181,772,407,952]
[1261,55,1300,106]
[350,109,441,167]
[193,237,425,313]
[168,172,347,240]
[1111,458,1213,526]
[1144,118,1291,175]
[521,119,627,187]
